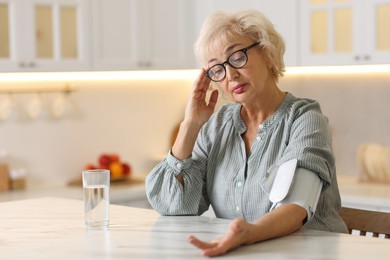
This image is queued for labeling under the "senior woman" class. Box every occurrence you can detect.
[145,10,348,256]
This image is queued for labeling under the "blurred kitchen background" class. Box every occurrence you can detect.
[1,0,390,211]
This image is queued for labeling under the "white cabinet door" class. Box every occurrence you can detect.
[0,0,90,72]
[193,0,298,67]
[0,0,20,71]
[300,0,390,65]
[363,0,390,64]
[91,0,140,70]
[253,0,299,66]
[92,0,196,71]
[143,0,196,69]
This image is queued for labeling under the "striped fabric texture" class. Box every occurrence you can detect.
[146,93,348,233]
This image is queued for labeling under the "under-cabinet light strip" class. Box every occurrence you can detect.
[0,70,199,83]
[0,65,389,84]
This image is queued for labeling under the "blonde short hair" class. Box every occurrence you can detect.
[194,10,285,80]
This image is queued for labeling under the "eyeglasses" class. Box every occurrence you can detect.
[205,42,260,82]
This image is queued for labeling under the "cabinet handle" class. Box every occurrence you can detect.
[19,62,36,68]
[363,55,370,61]
[138,61,152,68]
[354,55,360,61]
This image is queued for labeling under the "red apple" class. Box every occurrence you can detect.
[110,153,120,163]
[122,163,131,176]
[98,154,111,168]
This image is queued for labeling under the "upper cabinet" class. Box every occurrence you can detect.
[0,0,90,72]
[253,0,299,67]
[300,0,390,65]
[2,0,389,72]
[193,0,299,67]
[92,0,196,71]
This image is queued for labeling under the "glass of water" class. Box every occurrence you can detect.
[82,169,110,229]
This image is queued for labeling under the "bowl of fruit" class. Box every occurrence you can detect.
[84,153,132,182]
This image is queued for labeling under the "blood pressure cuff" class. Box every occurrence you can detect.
[262,160,323,222]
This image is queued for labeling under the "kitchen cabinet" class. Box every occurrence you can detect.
[300,0,390,65]
[0,0,90,72]
[193,0,298,66]
[92,0,196,71]
[253,0,299,66]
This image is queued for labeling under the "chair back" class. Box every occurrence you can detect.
[340,207,390,238]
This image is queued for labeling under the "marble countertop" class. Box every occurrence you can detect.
[1,197,389,259]
[337,175,390,212]
[0,177,147,205]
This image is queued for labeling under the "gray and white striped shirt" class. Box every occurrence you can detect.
[146,93,348,233]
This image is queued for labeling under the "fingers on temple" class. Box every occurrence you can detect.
[193,69,211,92]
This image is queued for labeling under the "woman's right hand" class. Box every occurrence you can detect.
[184,68,219,128]
[171,69,219,161]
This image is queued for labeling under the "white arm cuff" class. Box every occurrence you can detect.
[271,167,323,222]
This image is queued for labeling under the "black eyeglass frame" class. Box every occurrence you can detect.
[205,42,260,82]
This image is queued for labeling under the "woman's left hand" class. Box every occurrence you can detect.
[187,218,252,257]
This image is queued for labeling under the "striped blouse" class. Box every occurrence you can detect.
[146,93,348,233]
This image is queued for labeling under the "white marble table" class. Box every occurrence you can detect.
[1,197,389,259]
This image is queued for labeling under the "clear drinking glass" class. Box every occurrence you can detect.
[82,169,110,229]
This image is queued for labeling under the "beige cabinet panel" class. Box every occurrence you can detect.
[334,8,352,53]
[310,6,354,54]
[0,3,10,58]
[311,11,328,53]
[60,6,77,59]
[36,5,53,59]
[376,5,390,51]
[301,0,390,65]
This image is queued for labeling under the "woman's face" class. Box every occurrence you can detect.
[205,35,275,105]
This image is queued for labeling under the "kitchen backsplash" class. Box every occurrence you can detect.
[280,71,390,177]
[0,79,194,184]
[0,70,389,184]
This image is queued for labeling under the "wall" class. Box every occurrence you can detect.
[0,78,194,184]
[1,70,390,184]
[279,71,390,176]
